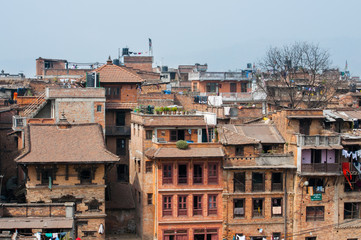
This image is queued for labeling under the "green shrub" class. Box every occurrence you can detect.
[171,107,178,112]
[164,107,170,112]
[176,140,188,150]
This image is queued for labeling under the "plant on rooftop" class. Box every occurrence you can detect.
[164,106,170,112]
[176,140,188,150]
[171,107,177,112]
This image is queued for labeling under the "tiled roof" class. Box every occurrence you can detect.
[16,123,119,164]
[106,102,138,110]
[145,146,224,159]
[218,124,284,145]
[94,63,144,83]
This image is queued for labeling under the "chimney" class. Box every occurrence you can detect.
[107,56,112,65]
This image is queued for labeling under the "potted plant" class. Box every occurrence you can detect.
[176,140,188,150]
[163,107,170,114]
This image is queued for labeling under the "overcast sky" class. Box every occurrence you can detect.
[1,0,360,77]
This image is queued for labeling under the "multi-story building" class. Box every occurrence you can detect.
[218,123,295,240]
[15,119,119,239]
[130,112,224,240]
[271,109,361,240]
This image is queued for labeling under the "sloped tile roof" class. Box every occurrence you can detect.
[94,63,144,83]
[16,123,119,164]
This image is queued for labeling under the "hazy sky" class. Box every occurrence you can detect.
[1,0,360,77]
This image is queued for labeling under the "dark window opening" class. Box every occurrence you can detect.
[306,206,324,221]
[86,199,101,211]
[230,83,237,92]
[206,82,218,93]
[344,202,361,219]
[241,82,248,92]
[252,198,264,218]
[170,130,185,142]
[234,172,245,192]
[80,169,92,184]
[344,174,361,192]
[299,119,311,135]
[308,178,325,193]
[44,61,53,69]
[272,172,283,191]
[272,233,281,240]
[235,146,244,156]
[178,164,188,184]
[97,105,102,112]
[233,199,245,218]
[41,169,54,185]
[116,138,126,156]
[117,164,129,182]
[193,164,203,184]
[252,172,265,192]
[147,193,153,205]
[193,195,202,216]
[145,161,153,173]
[116,111,126,126]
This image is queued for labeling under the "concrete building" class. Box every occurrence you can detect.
[130,112,224,240]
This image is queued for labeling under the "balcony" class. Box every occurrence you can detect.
[301,163,340,174]
[105,126,131,136]
[297,135,341,147]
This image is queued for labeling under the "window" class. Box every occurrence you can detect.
[147,193,153,205]
[235,146,244,156]
[344,202,361,219]
[252,198,264,217]
[105,87,120,99]
[252,172,265,192]
[178,195,187,216]
[208,163,218,184]
[137,159,141,173]
[193,164,203,184]
[163,196,172,216]
[194,229,218,240]
[116,111,125,126]
[163,164,173,184]
[193,195,202,216]
[305,237,317,240]
[230,82,237,92]
[178,164,188,184]
[272,172,283,191]
[80,169,92,184]
[116,138,126,156]
[308,178,325,193]
[233,199,245,218]
[40,168,54,185]
[208,195,217,215]
[96,105,102,112]
[145,161,153,173]
[193,82,198,92]
[170,130,185,142]
[272,233,281,240]
[146,130,153,140]
[117,164,129,182]
[86,199,101,211]
[344,174,361,192]
[206,82,217,93]
[241,82,248,92]
[306,206,324,221]
[163,230,188,240]
[44,61,53,69]
[234,172,245,192]
[272,198,283,217]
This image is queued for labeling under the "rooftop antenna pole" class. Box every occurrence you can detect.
[118,48,120,61]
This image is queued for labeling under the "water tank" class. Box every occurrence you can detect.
[122,48,129,56]
[247,63,252,69]
[113,59,120,66]
[162,66,168,72]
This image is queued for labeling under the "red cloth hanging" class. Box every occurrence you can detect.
[342,162,353,189]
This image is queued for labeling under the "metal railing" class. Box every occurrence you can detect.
[20,92,46,117]
[105,126,131,136]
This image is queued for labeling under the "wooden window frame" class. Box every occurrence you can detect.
[208,162,218,184]
[252,198,264,218]
[163,195,173,216]
[162,164,173,185]
[178,163,188,185]
[233,198,245,218]
[193,195,203,216]
[272,198,283,217]
[208,194,217,215]
[252,172,265,192]
[306,206,324,221]
[178,195,187,216]
[193,163,203,184]
[271,172,283,192]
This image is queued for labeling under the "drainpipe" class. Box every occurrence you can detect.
[284,170,288,239]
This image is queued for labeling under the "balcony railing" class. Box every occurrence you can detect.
[297,135,341,147]
[105,126,131,136]
[301,163,340,173]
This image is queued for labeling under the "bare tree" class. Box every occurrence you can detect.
[257,42,345,109]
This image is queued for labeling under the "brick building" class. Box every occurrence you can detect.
[15,120,119,239]
[130,112,224,240]
[218,124,296,240]
[270,109,361,240]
